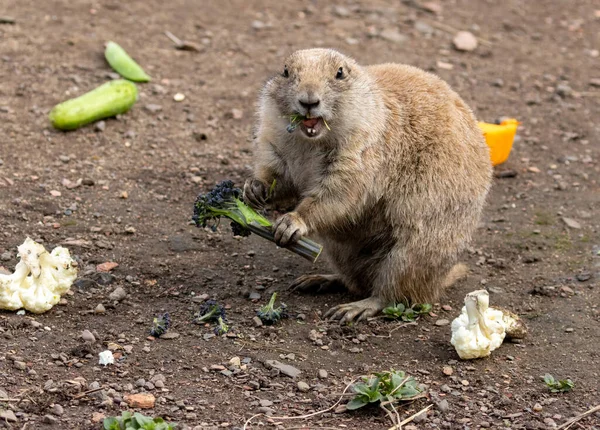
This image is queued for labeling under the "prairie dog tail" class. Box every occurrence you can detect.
[442,263,469,289]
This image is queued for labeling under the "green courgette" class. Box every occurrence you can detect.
[49,79,138,131]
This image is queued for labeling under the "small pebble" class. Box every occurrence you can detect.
[95,304,106,314]
[81,330,96,343]
[533,403,543,412]
[435,319,450,326]
[173,93,185,102]
[297,381,310,392]
[318,369,328,379]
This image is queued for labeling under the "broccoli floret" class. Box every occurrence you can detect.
[194,299,226,324]
[150,312,171,337]
[214,316,229,336]
[192,180,264,237]
[257,292,288,325]
[191,180,323,263]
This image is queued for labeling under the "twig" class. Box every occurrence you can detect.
[164,31,201,52]
[426,20,493,46]
[0,398,20,402]
[557,404,600,430]
[242,376,361,429]
[387,404,433,430]
[373,321,418,338]
[579,92,600,98]
[164,31,183,46]
[70,386,104,399]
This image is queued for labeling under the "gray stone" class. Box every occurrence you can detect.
[43,414,59,424]
[109,287,127,302]
[437,399,450,413]
[160,332,180,339]
[81,330,96,343]
[318,369,328,379]
[265,360,301,378]
[297,381,310,392]
[435,319,450,326]
[379,28,408,44]
[453,31,478,51]
[259,399,273,407]
[13,361,27,371]
[0,409,17,422]
[562,217,581,229]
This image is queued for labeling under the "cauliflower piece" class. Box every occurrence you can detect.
[450,289,506,360]
[0,237,78,314]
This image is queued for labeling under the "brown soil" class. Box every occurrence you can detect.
[1,1,599,429]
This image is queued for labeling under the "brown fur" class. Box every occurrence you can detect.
[244,48,492,320]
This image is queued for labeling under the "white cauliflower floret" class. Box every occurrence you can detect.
[0,237,78,314]
[450,289,506,360]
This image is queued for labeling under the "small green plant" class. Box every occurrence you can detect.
[103,411,176,430]
[543,374,574,393]
[382,302,432,321]
[346,369,422,411]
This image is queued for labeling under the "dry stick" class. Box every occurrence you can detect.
[387,404,433,430]
[373,321,418,338]
[70,386,104,400]
[164,31,183,46]
[426,20,493,46]
[242,376,361,430]
[0,398,20,402]
[557,404,600,430]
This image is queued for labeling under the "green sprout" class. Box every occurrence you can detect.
[257,292,288,325]
[192,180,323,263]
[346,369,422,411]
[543,374,574,393]
[103,411,176,430]
[382,302,432,322]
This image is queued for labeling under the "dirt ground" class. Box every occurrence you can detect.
[1,0,599,429]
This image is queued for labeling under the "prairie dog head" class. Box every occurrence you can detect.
[262,48,367,141]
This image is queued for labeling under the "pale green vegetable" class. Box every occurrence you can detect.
[49,79,138,131]
[104,41,151,82]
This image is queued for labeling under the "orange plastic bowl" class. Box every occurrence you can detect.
[478,118,519,166]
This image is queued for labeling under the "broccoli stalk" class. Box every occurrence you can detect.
[193,299,225,325]
[257,292,288,325]
[192,180,323,263]
[214,316,229,336]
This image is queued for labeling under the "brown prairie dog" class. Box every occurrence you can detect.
[243,48,493,323]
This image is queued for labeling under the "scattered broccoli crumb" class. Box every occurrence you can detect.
[257,292,288,325]
[149,312,171,337]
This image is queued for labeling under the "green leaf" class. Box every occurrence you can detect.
[402,309,416,321]
[133,413,155,426]
[543,374,555,385]
[413,303,432,314]
[346,397,369,410]
[103,417,122,430]
[352,382,372,396]
[397,385,421,398]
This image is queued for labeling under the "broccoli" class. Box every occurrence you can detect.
[257,292,288,325]
[192,180,323,262]
[150,312,171,337]
[193,299,226,324]
[214,316,229,336]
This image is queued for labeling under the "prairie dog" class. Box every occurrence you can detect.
[244,48,492,323]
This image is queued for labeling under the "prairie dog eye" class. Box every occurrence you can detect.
[283,65,289,78]
[336,67,344,79]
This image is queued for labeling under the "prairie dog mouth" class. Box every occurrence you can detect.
[287,114,328,138]
[301,117,323,137]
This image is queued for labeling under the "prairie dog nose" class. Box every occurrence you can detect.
[298,98,320,111]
